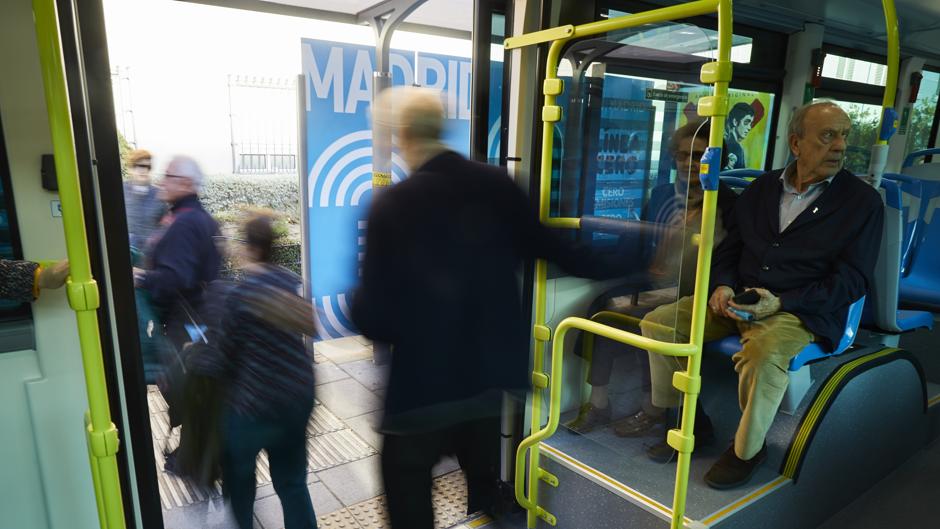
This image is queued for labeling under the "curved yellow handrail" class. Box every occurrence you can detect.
[509,1,733,528]
[32,1,126,528]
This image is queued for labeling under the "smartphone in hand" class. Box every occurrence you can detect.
[732,289,761,305]
[727,306,755,321]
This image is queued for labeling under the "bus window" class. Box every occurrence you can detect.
[0,114,33,350]
[822,53,888,86]
[816,98,883,175]
[905,69,939,156]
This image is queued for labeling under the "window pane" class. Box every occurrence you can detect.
[822,54,887,86]
[815,99,883,174]
[0,117,29,319]
[605,9,753,63]
[904,70,940,156]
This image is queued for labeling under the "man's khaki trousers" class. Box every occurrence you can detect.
[640,296,813,460]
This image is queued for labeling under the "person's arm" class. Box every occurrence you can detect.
[1,258,40,302]
[1,258,69,302]
[777,198,884,316]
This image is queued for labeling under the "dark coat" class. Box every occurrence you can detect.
[711,168,884,350]
[352,151,608,432]
[142,194,221,320]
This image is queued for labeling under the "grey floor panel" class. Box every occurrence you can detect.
[540,456,670,529]
[816,438,940,529]
[315,378,384,419]
[339,359,389,392]
[541,345,889,523]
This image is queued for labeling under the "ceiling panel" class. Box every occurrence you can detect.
[257,0,472,32]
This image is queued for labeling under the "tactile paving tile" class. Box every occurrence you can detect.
[154,442,222,510]
[346,496,390,528]
[307,429,377,471]
[150,389,374,510]
[343,471,470,529]
[317,507,364,528]
[431,471,470,529]
[308,401,347,436]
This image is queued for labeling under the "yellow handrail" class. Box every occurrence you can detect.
[31,2,126,528]
[510,1,732,527]
[878,0,899,146]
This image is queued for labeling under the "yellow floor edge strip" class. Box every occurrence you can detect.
[540,443,693,525]
[699,476,790,526]
[928,394,940,408]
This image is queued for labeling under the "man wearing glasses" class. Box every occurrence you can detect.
[134,155,222,348]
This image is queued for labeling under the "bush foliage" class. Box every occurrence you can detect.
[201,173,301,225]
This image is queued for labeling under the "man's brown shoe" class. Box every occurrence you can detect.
[704,443,768,489]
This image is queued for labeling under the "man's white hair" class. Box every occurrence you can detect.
[164,155,204,192]
[372,86,446,144]
[787,100,846,138]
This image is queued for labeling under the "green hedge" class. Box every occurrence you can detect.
[220,242,302,280]
[201,173,301,223]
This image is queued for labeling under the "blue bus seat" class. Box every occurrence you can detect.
[881,173,922,276]
[720,169,764,180]
[897,149,940,310]
[704,296,866,413]
[861,177,933,334]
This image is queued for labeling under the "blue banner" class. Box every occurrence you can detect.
[301,38,471,339]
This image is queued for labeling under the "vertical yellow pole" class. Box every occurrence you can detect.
[669,1,732,527]
[877,0,899,146]
[31,1,126,528]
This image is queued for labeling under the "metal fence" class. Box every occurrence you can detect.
[227,75,298,174]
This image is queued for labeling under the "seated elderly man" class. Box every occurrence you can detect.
[638,101,884,489]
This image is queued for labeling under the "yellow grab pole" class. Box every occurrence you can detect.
[31,2,126,529]
[510,2,730,527]
[670,1,732,526]
[878,0,900,146]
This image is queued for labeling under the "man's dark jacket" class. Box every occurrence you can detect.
[711,168,884,351]
[142,194,221,319]
[352,151,607,432]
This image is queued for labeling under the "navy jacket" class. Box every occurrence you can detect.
[352,151,611,432]
[711,168,884,350]
[142,194,221,317]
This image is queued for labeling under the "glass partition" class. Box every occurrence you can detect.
[537,21,727,511]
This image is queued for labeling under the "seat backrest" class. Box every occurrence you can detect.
[720,169,764,179]
[835,295,867,355]
[718,175,753,194]
[882,173,923,276]
[863,179,904,332]
[900,150,940,308]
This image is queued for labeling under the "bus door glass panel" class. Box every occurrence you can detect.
[547,26,720,496]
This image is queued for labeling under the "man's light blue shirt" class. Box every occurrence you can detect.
[778,163,835,233]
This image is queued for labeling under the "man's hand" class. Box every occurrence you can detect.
[709,285,734,316]
[133,267,146,288]
[728,287,781,321]
[37,260,69,290]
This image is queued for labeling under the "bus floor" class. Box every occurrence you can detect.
[148,335,483,529]
[817,435,940,528]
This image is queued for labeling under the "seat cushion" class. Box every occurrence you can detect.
[704,336,827,371]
